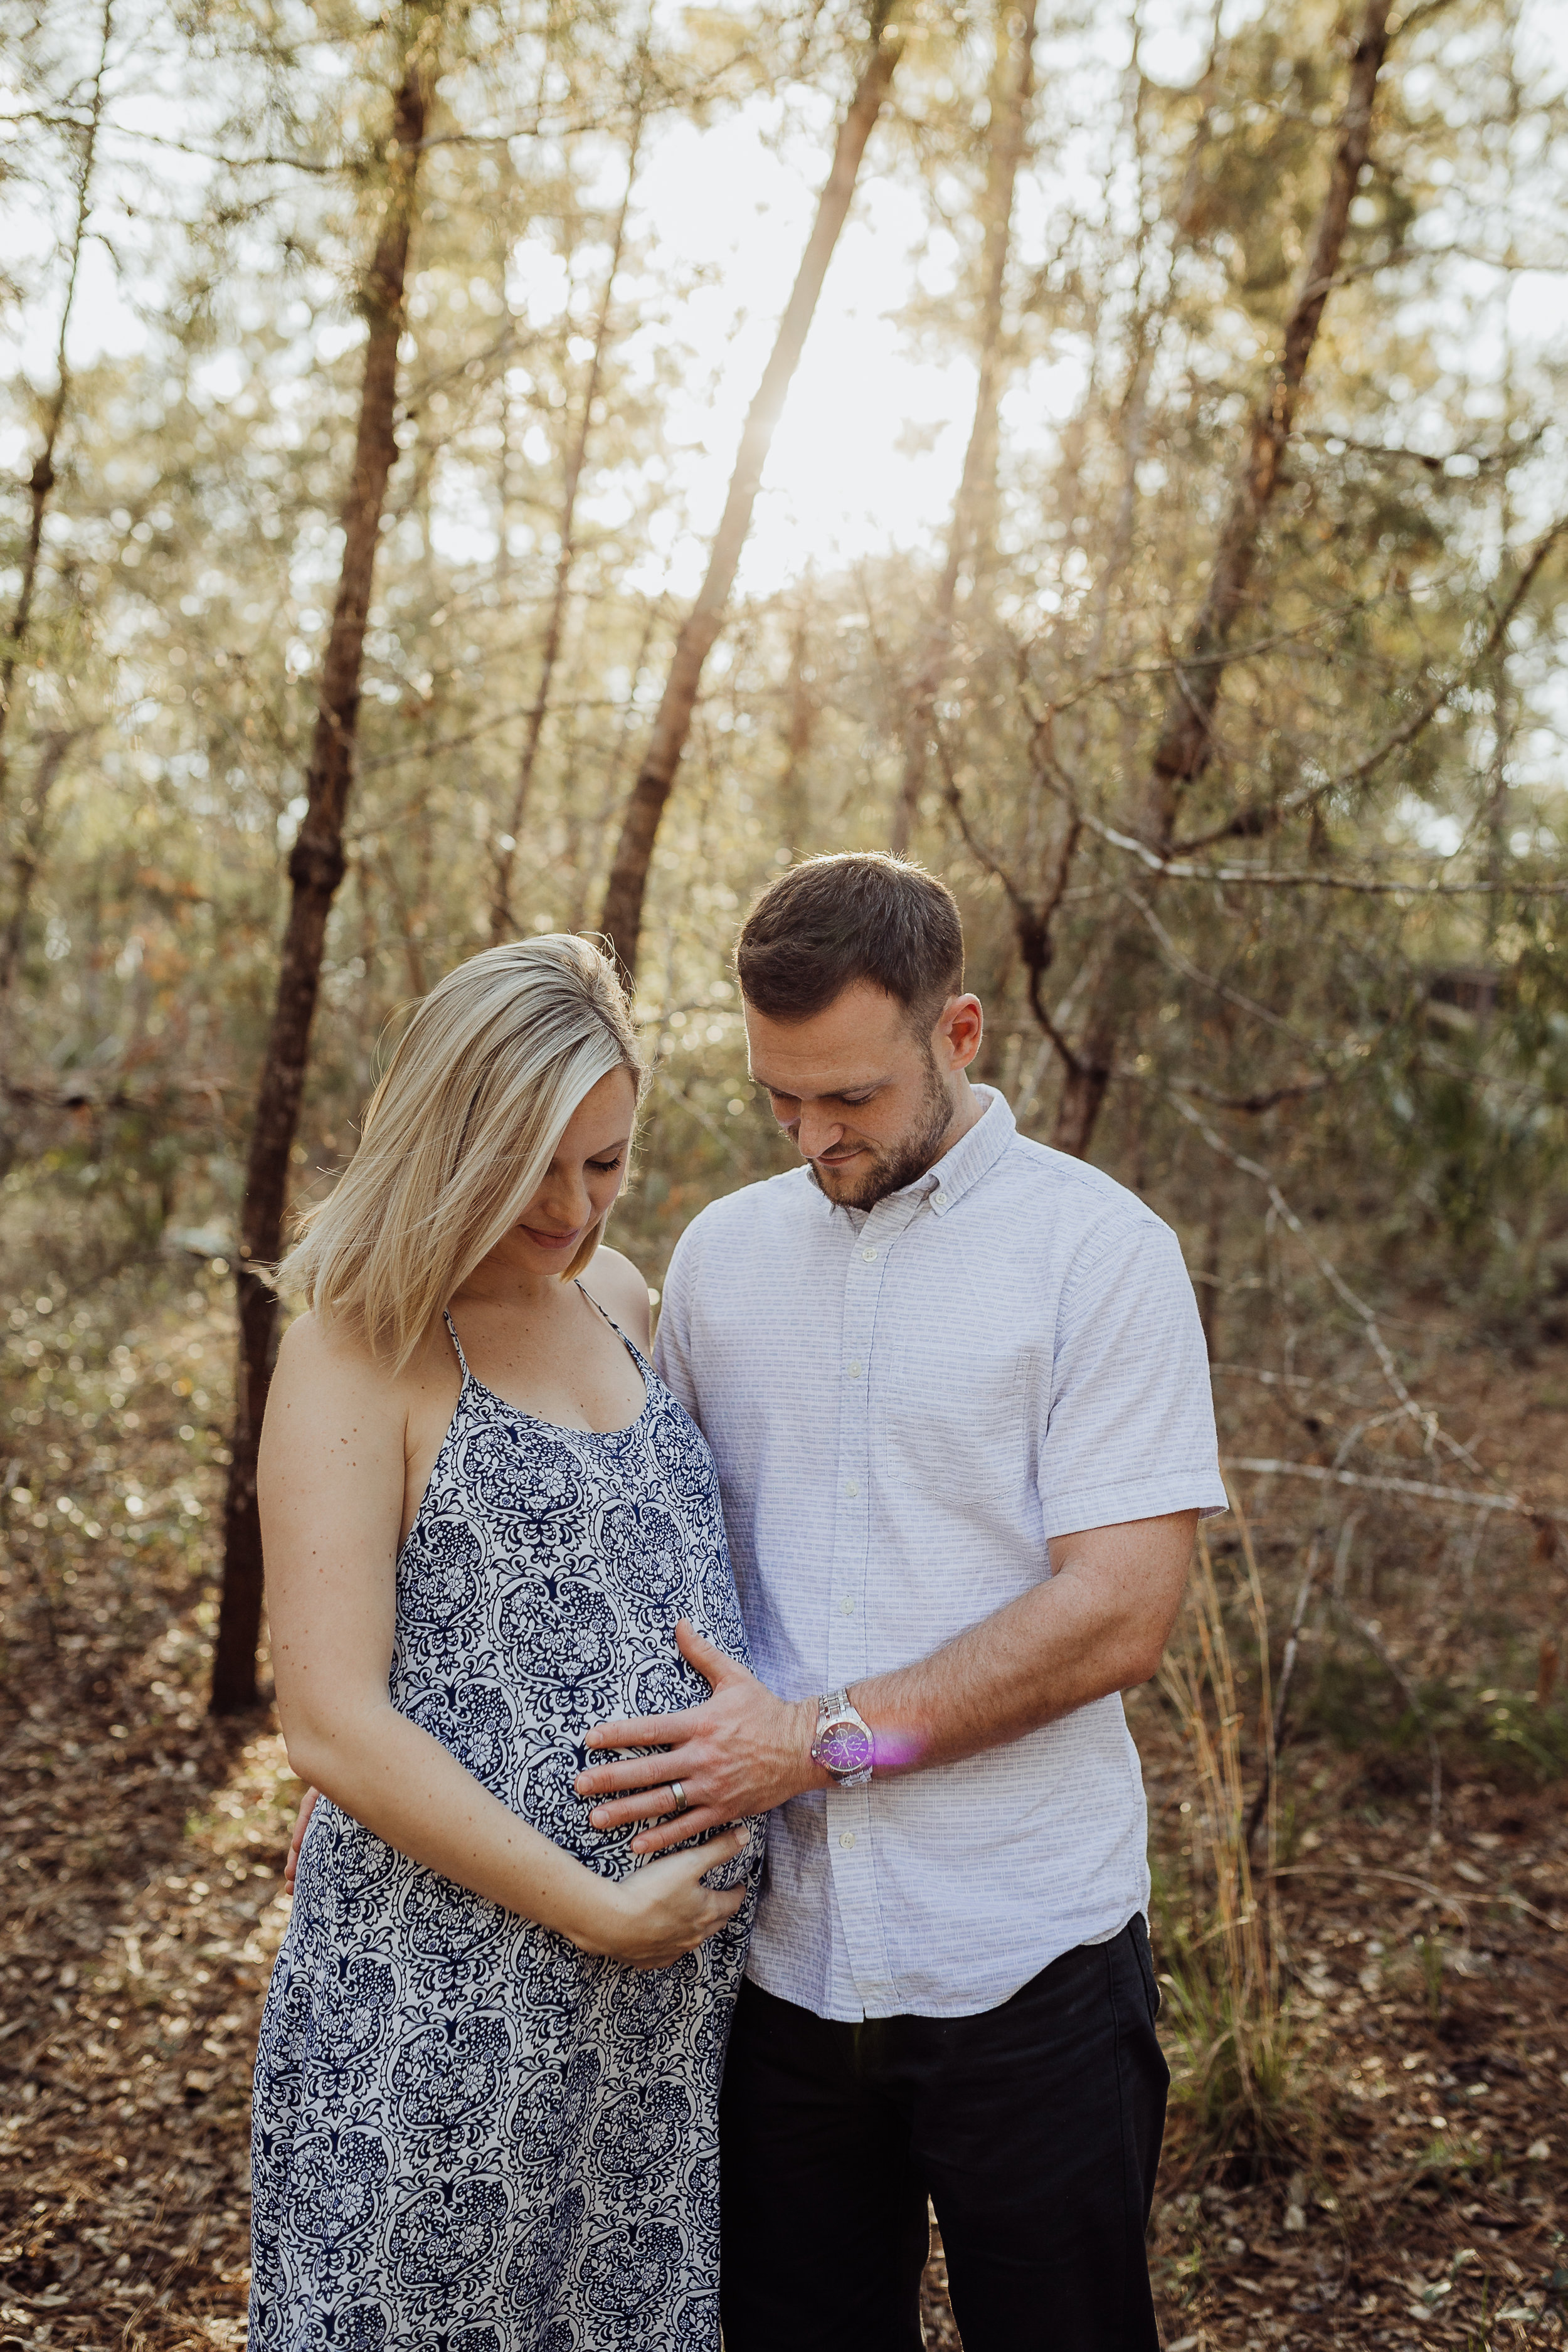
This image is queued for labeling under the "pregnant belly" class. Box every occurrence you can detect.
[379,1636,753,1885]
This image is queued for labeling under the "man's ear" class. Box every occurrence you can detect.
[935,993,983,1073]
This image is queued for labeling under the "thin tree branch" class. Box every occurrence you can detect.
[1172,509,1568,850]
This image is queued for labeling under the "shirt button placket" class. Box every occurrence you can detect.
[827,1207,897,2016]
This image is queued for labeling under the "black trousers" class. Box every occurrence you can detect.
[719,1919,1168,2352]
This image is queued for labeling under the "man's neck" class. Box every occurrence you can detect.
[931,1077,985,1170]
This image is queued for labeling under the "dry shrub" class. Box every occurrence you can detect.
[1156,1513,1298,2168]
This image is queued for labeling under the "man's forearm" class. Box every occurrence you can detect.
[852,1514,1195,1776]
[853,1563,1155,1774]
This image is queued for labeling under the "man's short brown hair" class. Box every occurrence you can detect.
[735,854,964,1025]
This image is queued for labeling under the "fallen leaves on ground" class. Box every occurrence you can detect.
[3,1269,1565,2347]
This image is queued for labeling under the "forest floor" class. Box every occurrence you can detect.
[1,1261,1565,2349]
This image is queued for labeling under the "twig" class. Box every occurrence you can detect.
[1168,1091,1508,1501]
[1224,1456,1568,1525]
[937,728,1084,1068]
[1269,1862,1469,1929]
[1244,1530,1323,1854]
[1170,511,1568,849]
[1047,789,1568,895]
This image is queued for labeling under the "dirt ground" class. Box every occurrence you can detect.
[2,1263,1565,2349]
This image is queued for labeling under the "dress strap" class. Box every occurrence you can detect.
[574,1278,623,1340]
[441,1308,472,1384]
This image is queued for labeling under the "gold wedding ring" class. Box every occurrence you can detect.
[669,1779,689,1816]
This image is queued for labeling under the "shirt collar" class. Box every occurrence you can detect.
[818,1085,1017,1227]
[920,1085,1015,1217]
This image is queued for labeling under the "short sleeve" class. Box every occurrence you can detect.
[1037,1214,1229,1539]
[651,1223,702,1424]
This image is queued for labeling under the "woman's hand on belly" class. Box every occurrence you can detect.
[574,1826,752,1969]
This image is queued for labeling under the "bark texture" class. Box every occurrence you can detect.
[0,729,82,1019]
[776,602,818,855]
[490,86,646,942]
[0,0,109,817]
[1049,0,1393,1160]
[893,0,1036,853]
[211,39,433,1714]
[597,4,902,975]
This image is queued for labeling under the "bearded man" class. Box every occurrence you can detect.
[575,852,1227,2352]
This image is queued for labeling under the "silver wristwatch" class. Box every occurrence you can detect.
[811,1688,874,1788]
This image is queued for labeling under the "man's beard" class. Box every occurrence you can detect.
[808,1056,956,1211]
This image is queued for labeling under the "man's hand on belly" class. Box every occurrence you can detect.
[575,1621,824,1857]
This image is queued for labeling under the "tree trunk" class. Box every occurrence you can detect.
[0,728,82,1034]
[211,36,435,1715]
[893,0,1036,853]
[1147,0,1394,801]
[597,3,903,975]
[1049,0,1392,1159]
[490,84,647,943]
[776,601,818,858]
[0,0,110,819]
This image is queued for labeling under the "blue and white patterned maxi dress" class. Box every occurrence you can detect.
[249,1306,761,2352]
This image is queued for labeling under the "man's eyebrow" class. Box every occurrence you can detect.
[750,1073,892,1100]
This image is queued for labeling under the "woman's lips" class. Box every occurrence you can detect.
[522,1224,581,1250]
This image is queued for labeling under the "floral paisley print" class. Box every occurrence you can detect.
[250,1303,760,2351]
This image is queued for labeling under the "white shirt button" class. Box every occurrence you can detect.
[861,1246,877,1262]
[839,1596,855,1616]
[848,1360,864,1378]
[934,1191,949,1209]
[839,1831,856,1850]
[842,1478,859,1498]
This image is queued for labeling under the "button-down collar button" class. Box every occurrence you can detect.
[839,1831,856,1850]
[861,1245,877,1262]
[842,1478,859,1498]
[933,1191,950,1210]
[847,1360,863,1378]
[839,1596,855,1615]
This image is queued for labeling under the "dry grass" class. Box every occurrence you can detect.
[1157,1515,1297,2168]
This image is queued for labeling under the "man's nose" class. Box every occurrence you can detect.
[795,1106,845,1160]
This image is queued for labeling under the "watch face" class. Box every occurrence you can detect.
[820,1722,874,1777]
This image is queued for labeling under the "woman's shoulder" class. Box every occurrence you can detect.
[579,1245,652,1350]
[273,1305,443,1409]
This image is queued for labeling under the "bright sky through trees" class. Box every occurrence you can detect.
[10,0,1559,618]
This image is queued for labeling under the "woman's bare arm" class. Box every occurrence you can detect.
[260,1310,743,1967]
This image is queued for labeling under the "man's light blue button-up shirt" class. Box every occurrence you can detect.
[654,1088,1227,2021]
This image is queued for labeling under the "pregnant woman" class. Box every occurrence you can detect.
[249,935,760,2351]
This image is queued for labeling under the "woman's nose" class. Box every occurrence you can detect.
[538,1169,591,1229]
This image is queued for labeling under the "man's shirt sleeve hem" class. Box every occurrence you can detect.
[1041,1470,1230,1540]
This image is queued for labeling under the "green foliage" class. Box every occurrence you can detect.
[0,0,1557,1516]
[2,0,1563,1323]
[1300,1646,1568,1786]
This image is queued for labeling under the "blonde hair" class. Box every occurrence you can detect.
[277,935,644,1370]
